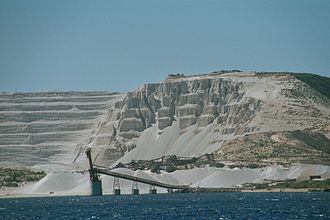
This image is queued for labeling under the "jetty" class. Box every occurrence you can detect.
[86,148,189,196]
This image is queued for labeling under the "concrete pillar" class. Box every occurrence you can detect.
[149,185,157,194]
[132,189,139,195]
[91,179,102,196]
[114,189,121,195]
[113,177,121,195]
[86,149,102,196]
[131,181,139,195]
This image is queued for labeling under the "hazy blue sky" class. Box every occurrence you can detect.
[1,0,330,92]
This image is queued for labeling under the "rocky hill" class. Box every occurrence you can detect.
[1,71,330,196]
[70,71,330,168]
[1,72,330,170]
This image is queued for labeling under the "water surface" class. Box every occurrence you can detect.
[0,192,329,219]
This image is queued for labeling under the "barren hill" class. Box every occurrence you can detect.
[77,71,330,168]
[1,71,330,195]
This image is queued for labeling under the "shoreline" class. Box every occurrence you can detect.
[177,187,328,193]
[241,188,328,193]
[1,187,328,199]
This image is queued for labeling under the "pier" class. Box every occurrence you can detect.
[85,148,189,196]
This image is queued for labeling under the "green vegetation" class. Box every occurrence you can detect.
[165,165,177,173]
[211,162,225,168]
[114,154,227,172]
[256,71,330,102]
[250,179,330,190]
[0,167,46,187]
[167,73,185,79]
[246,164,262,169]
[215,130,330,165]
[150,162,161,173]
[290,73,330,100]
[287,130,330,154]
[168,70,243,80]
[228,164,241,169]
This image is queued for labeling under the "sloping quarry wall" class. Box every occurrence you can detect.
[0,91,124,167]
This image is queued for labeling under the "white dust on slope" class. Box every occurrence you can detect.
[114,121,223,164]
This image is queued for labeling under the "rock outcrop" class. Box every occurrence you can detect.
[88,71,330,166]
[115,76,253,132]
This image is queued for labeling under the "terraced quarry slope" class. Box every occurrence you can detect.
[0,91,125,169]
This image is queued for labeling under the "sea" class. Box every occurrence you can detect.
[0,192,329,219]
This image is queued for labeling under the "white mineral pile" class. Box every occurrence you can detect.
[12,164,330,196]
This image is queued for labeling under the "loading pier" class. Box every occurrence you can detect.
[85,148,189,196]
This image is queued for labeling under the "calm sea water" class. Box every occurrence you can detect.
[0,192,329,219]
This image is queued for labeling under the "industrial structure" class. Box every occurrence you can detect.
[85,148,189,196]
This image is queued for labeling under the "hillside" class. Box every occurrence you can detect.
[1,71,330,196]
[79,71,330,168]
[289,73,330,99]
[0,91,125,170]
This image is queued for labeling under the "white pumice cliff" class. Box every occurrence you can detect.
[82,71,330,167]
[1,71,330,196]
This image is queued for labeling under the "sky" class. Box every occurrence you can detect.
[0,0,330,92]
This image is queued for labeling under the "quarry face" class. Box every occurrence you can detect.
[87,71,330,167]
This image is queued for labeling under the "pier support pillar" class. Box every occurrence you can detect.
[113,177,121,195]
[91,178,102,196]
[86,148,102,196]
[149,185,157,194]
[131,181,139,195]
[167,188,173,194]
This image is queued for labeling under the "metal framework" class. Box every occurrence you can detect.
[132,180,138,190]
[113,177,120,190]
[86,148,189,193]
[96,168,189,190]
